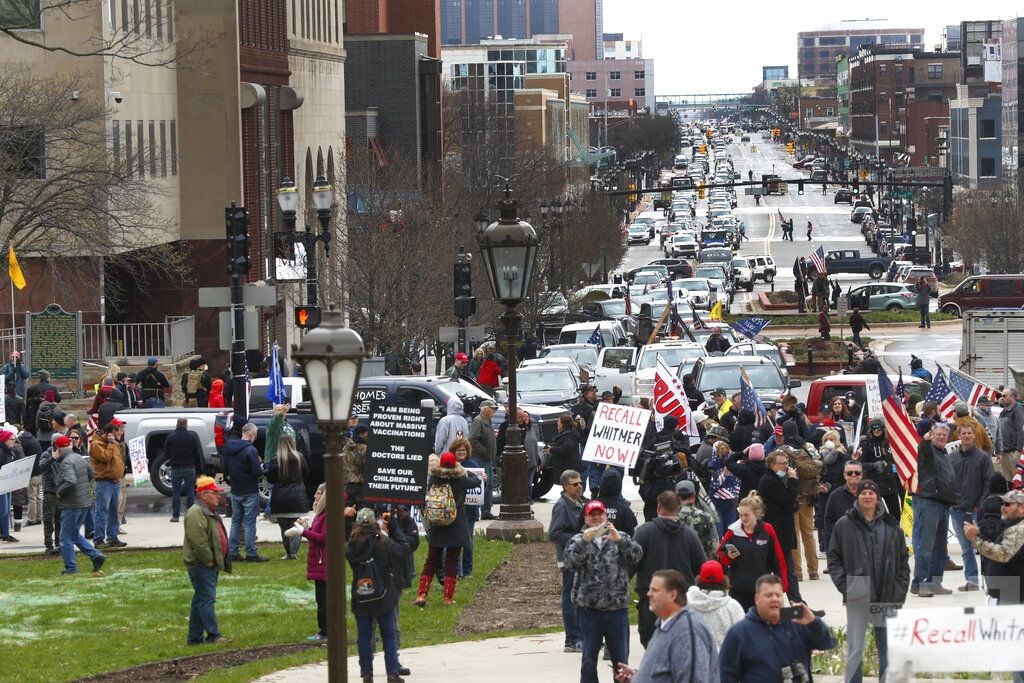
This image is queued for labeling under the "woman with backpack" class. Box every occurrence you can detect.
[414,450,482,607]
[347,506,412,683]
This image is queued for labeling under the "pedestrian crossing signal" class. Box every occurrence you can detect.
[294,306,321,329]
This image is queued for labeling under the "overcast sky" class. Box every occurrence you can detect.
[602,1,1021,95]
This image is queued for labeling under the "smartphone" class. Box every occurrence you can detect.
[779,605,805,621]
[594,522,610,536]
[725,543,739,555]
[964,511,975,525]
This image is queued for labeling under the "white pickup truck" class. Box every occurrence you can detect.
[593,340,708,406]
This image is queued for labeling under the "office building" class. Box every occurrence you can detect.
[798,23,925,80]
[1003,18,1024,171]
[950,83,1003,188]
[567,57,654,112]
[603,33,642,59]
[763,65,789,82]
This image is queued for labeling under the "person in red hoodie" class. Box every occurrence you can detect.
[294,485,356,641]
[475,353,502,395]
[208,379,225,408]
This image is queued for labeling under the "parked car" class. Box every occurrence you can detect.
[498,363,580,408]
[725,342,793,384]
[646,258,693,279]
[747,255,777,283]
[834,188,853,204]
[939,274,1024,317]
[558,320,631,347]
[845,282,918,311]
[668,233,699,258]
[537,343,600,379]
[804,374,929,425]
[731,257,754,291]
[689,356,799,406]
[904,268,939,297]
[851,206,874,223]
[627,223,651,245]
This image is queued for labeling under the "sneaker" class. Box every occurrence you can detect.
[14,523,21,532]
[480,512,496,520]
[46,548,60,556]
[958,582,980,592]
[930,585,953,595]
[564,642,584,653]
[386,675,406,683]
[398,666,411,676]
[107,540,127,548]
[808,573,819,581]
[170,517,180,523]
[206,635,231,644]
[93,540,106,548]
[92,555,106,574]
[244,554,269,563]
[2,535,18,543]
[945,559,963,571]
[25,520,41,527]
[229,554,243,562]
[307,633,328,642]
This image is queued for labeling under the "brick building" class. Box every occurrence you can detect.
[849,45,925,162]
[567,58,654,113]
[798,24,924,81]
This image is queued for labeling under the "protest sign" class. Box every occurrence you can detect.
[465,467,485,506]
[886,605,1024,681]
[581,402,651,469]
[652,357,696,434]
[0,457,33,495]
[128,435,150,487]
[363,404,432,506]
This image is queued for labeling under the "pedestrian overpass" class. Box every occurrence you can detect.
[655,93,763,114]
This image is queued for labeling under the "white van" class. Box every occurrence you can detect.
[558,321,630,348]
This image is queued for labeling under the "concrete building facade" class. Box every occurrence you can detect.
[1003,18,1024,172]
[567,57,653,113]
[950,83,1003,189]
[440,0,601,59]
[798,24,924,80]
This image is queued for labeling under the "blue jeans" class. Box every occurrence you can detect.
[461,522,476,576]
[561,567,580,644]
[527,466,535,501]
[93,480,120,543]
[949,508,979,584]
[713,497,738,538]
[171,467,197,519]
[187,564,221,644]
[912,497,950,588]
[356,609,400,675]
[0,492,9,537]
[228,493,260,557]
[481,460,494,515]
[585,463,605,495]
[578,607,629,683]
[919,304,930,327]
[59,507,101,573]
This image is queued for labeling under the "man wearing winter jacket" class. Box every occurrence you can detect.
[997,388,1024,481]
[434,397,470,455]
[632,491,706,647]
[223,423,267,563]
[949,422,994,592]
[595,468,637,537]
[911,423,957,597]
[827,479,910,683]
[823,461,863,538]
[469,400,498,519]
[55,440,106,575]
[549,469,587,653]
[164,418,205,522]
[564,500,643,683]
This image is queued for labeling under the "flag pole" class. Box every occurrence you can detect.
[9,273,15,345]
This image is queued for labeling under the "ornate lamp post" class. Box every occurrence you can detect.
[277,175,333,307]
[478,183,545,541]
[291,308,366,683]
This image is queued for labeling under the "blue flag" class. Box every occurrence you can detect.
[896,368,906,401]
[730,317,771,342]
[267,342,287,404]
[587,325,604,348]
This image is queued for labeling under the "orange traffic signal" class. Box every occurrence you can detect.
[294,306,321,329]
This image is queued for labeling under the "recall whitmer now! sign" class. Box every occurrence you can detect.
[581,403,651,470]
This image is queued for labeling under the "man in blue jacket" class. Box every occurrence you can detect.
[223,423,268,562]
[719,574,835,682]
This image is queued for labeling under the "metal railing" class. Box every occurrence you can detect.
[0,316,195,364]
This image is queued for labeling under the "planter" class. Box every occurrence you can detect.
[759,292,797,311]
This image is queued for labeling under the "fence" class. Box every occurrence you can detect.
[0,316,195,364]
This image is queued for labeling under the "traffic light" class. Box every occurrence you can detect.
[797,180,804,195]
[294,305,321,329]
[786,142,795,154]
[454,262,472,299]
[852,179,860,196]
[697,183,705,199]
[225,205,251,276]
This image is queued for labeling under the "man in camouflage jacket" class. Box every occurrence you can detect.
[675,479,719,558]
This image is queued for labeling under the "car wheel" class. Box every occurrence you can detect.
[764,272,775,283]
[886,303,903,312]
[868,265,884,280]
[942,304,962,317]
[746,283,754,292]
[149,452,173,497]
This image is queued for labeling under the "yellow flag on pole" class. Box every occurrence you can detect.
[8,246,26,290]
[709,300,723,321]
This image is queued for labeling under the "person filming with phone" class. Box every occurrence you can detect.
[563,500,643,683]
[719,574,835,683]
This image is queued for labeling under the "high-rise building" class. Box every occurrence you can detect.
[1001,18,1024,172]
[762,65,789,82]
[441,0,601,59]
[943,24,962,52]
[798,23,924,80]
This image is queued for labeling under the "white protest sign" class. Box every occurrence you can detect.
[128,435,150,487]
[0,457,33,495]
[581,403,651,469]
[863,376,883,418]
[465,467,485,506]
[652,357,696,435]
[0,395,6,425]
[886,605,1024,682]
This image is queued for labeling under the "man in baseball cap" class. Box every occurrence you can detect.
[564,497,642,680]
[182,474,230,645]
[448,351,471,381]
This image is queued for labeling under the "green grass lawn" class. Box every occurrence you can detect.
[0,539,512,683]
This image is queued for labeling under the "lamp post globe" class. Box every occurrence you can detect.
[291,305,366,683]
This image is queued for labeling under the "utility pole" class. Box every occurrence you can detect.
[225,202,251,421]
[453,247,475,357]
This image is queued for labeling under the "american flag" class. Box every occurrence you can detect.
[896,368,906,401]
[809,245,828,274]
[878,366,920,493]
[740,367,771,428]
[947,367,1000,408]
[587,325,604,348]
[925,365,958,421]
[689,302,709,330]
[267,342,287,405]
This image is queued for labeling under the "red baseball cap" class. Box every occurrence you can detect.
[455,352,470,363]
[774,425,784,436]
[109,417,126,426]
[698,560,725,584]
[195,475,223,493]
[53,435,71,448]
[584,500,606,516]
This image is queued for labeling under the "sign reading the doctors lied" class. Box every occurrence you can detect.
[886,605,1024,679]
[581,403,651,469]
[363,404,432,507]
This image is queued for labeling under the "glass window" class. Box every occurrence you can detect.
[600,348,634,370]
[585,89,597,98]
[803,37,815,47]
[637,347,705,371]
[927,64,942,79]
[881,34,907,44]
[585,71,596,80]
[634,70,645,79]
[517,369,575,393]
[609,71,620,80]
[124,120,133,177]
[634,88,645,97]
[137,120,145,177]
[803,49,814,60]
[910,34,922,44]
[0,125,45,178]
[395,387,434,409]
[697,364,784,394]
[112,121,120,163]
[610,88,621,97]
[980,158,996,177]
[144,0,151,36]
[981,119,996,138]
[148,120,156,176]
[169,120,177,175]
[820,50,829,59]
[0,0,41,29]
[159,120,166,176]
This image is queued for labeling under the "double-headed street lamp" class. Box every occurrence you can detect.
[478,183,545,541]
[291,306,366,683]
[277,176,333,308]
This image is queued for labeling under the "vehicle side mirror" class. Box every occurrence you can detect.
[789,379,802,388]
[495,389,508,403]
[623,365,636,374]
[420,398,436,411]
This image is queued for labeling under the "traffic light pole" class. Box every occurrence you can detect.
[453,247,475,356]
[226,201,249,422]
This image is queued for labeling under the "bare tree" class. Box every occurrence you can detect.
[0,66,188,301]
[945,177,1024,274]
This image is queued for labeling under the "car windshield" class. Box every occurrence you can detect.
[678,280,709,292]
[638,347,705,370]
[435,379,495,403]
[600,301,628,316]
[629,226,647,234]
[517,370,575,393]
[541,346,599,367]
[633,273,662,285]
[732,259,747,268]
[697,364,784,393]
[696,267,724,279]
[540,292,567,308]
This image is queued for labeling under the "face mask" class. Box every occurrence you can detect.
[822,441,835,451]
[776,470,786,479]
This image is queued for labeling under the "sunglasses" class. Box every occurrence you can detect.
[1002,502,1019,507]
[70,436,81,441]
[845,471,863,476]
[870,426,883,430]
[568,482,583,487]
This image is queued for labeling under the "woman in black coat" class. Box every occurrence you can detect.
[266,431,309,560]
[347,507,411,681]
[414,451,481,607]
[547,415,582,483]
[757,450,800,600]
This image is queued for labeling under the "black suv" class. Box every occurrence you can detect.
[834,188,853,204]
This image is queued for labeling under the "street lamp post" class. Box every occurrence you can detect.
[291,307,366,683]
[478,182,545,541]
[277,176,333,308]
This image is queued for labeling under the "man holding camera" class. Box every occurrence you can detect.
[719,574,834,683]
[827,479,910,683]
[563,500,643,683]
[949,422,993,593]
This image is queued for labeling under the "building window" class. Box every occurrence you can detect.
[585,71,596,80]
[980,157,996,176]
[827,106,834,116]
[169,120,177,175]
[586,88,597,98]
[803,37,815,47]
[609,88,621,97]
[634,70,645,79]
[910,34,922,44]
[148,120,156,176]
[124,120,133,177]
[0,125,45,178]
[112,121,120,162]
[820,36,846,46]
[803,49,814,60]
[159,120,167,176]
[0,0,41,29]
[609,71,620,80]
[927,64,943,79]
[820,50,829,59]
[634,88,645,97]
[137,120,144,177]
[981,119,996,138]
